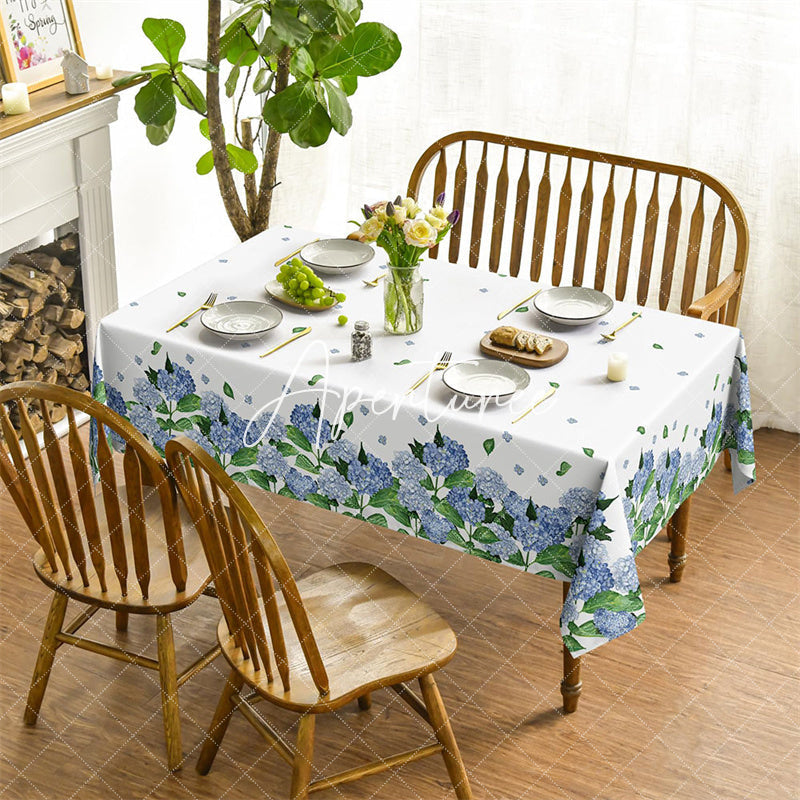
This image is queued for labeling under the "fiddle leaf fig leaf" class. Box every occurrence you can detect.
[288,102,332,148]
[196,150,214,175]
[323,79,352,135]
[338,75,357,95]
[262,80,316,132]
[112,71,149,88]
[134,73,176,127]
[290,47,315,79]
[175,72,206,113]
[225,64,241,98]
[181,58,217,72]
[317,22,401,78]
[145,115,175,145]
[142,18,185,66]
[271,7,312,47]
[253,68,274,94]
[226,144,259,174]
[300,1,337,33]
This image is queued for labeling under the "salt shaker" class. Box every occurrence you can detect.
[351,320,372,361]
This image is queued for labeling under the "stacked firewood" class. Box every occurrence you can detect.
[0,233,88,428]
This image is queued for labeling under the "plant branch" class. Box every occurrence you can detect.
[207,0,253,241]
[233,65,252,146]
[253,47,290,231]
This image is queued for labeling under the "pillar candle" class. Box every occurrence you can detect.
[95,64,113,80]
[1,82,31,115]
[607,352,629,382]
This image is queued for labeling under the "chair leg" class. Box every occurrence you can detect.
[290,714,315,800]
[560,582,582,714]
[197,668,244,775]
[723,449,732,471]
[418,674,472,799]
[668,496,691,583]
[357,693,372,711]
[24,591,69,726]
[115,610,129,632]
[156,613,183,771]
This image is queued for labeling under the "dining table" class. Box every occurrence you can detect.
[92,225,756,713]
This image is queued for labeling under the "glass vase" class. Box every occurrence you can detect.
[384,263,423,335]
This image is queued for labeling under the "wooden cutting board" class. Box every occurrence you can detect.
[479,333,568,368]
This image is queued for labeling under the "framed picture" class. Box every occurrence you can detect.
[0,0,83,91]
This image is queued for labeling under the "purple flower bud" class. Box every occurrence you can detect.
[436,191,446,206]
[386,201,395,218]
[394,195,402,205]
[363,204,373,219]
[447,209,460,225]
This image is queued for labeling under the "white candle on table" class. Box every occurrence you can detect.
[607,352,629,382]
[95,64,113,80]
[1,82,30,115]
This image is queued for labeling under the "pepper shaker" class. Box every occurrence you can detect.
[351,320,372,361]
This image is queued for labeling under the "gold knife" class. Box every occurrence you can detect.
[258,327,311,357]
[497,289,541,320]
[512,385,557,424]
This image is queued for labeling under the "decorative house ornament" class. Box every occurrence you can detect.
[61,49,87,94]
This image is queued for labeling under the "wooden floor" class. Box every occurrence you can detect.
[1,429,797,799]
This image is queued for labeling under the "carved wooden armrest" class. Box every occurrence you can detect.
[686,272,741,320]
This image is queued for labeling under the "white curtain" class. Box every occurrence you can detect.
[78,0,799,432]
[272,0,800,433]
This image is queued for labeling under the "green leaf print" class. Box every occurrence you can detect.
[483,438,495,455]
[308,374,324,386]
[536,544,575,577]
[637,426,646,435]
[176,393,201,412]
[556,461,572,476]
[393,359,412,365]
[582,590,644,614]
[582,447,594,457]
[652,343,663,350]
[151,342,162,355]
[568,620,603,637]
[444,469,474,488]
[223,381,234,398]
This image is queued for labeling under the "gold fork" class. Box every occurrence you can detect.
[601,311,642,341]
[406,351,452,394]
[166,291,217,332]
[362,273,386,287]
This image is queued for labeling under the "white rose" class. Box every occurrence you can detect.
[401,196,422,217]
[403,218,437,248]
[370,202,388,222]
[393,206,408,224]
[360,216,385,242]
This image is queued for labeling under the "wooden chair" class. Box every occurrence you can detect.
[0,381,219,771]
[165,435,472,799]
[408,131,750,712]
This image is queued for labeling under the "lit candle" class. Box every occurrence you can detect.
[607,352,629,382]
[1,82,31,115]
[95,64,113,80]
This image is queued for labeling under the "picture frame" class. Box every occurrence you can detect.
[0,0,83,91]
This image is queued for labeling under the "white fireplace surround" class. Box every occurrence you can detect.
[0,96,121,368]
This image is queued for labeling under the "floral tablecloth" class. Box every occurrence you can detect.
[94,227,755,655]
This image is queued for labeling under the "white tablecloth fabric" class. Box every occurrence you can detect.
[94,227,755,654]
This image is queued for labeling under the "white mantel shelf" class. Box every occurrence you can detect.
[0,73,139,366]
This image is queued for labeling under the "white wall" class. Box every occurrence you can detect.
[74,0,799,432]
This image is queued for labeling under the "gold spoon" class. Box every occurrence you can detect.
[601,312,642,341]
[259,327,311,357]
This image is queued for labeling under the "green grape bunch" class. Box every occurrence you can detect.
[277,258,346,308]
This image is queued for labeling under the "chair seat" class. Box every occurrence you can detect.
[219,562,458,712]
[33,482,210,613]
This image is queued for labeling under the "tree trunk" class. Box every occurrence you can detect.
[206,0,253,241]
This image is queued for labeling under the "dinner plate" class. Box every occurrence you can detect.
[264,280,334,312]
[442,359,530,399]
[534,287,613,326]
[200,300,282,339]
[300,238,374,274]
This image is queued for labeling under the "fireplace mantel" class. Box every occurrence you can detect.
[1,75,137,366]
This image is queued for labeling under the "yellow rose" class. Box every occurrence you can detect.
[403,218,437,248]
[425,206,448,231]
[370,202,388,222]
[360,216,385,242]
[401,196,421,217]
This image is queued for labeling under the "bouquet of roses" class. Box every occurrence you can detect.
[352,194,459,333]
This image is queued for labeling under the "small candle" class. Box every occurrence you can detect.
[95,64,113,80]
[1,82,30,115]
[607,352,628,382]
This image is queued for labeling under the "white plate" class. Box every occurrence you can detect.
[442,359,530,399]
[534,287,613,326]
[200,301,283,339]
[300,239,374,274]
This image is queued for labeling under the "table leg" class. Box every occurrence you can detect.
[560,582,582,714]
[668,496,691,583]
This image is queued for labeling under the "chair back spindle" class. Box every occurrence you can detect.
[408,132,748,325]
